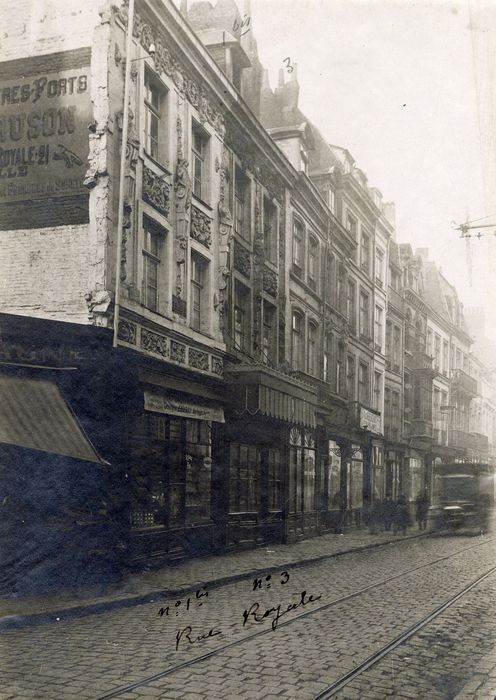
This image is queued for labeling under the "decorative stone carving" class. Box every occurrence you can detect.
[234,240,251,278]
[118,320,137,344]
[189,348,209,371]
[143,165,170,218]
[172,295,187,317]
[216,146,233,331]
[140,328,168,357]
[211,357,224,376]
[112,2,225,136]
[174,116,192,297]
[263,267,278,296]
[85,289,112,327]
[170,341,186,363]
[191,206,212,248]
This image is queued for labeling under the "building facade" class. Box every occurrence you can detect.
[0,0,494,591]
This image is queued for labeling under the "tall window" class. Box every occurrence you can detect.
[289,429,315,513]
[393,325,401,370]
[347,280,356,332]
[384,388,391,433]
[336,342,344,395]
[308,236,318,290]
[337,263,346,313]
[391,391,399,438]
[442,340,449,376]
[192,122,208,200]
[434,334,441,371]
[326,252,334,304]
[358,362,370,405]
[373,371,382,411]
[307,322,318,376]
[360,232,370,272]
[328,187,336,215]
[144,72,165,160]
[346,213,357,238]
[323,332,333,383]
[262,302,276,365]
[374,305,383,352]
[376,248,384,285]
[426,328,432,356]
[291,311,303,371]
[142,216,164,312]
[292,218,304,277]
[234,282,249,351]
[386,321,392,360]
[267,448,282,510]
[346,354,356,400]
[190,253,208,332]
[235,167,251,240]
[359,291,370,337]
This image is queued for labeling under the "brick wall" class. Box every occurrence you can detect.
[0,226,94,323]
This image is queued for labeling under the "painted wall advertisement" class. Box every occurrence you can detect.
[0,53,91,209]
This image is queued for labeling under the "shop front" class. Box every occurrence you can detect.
[127,384,225,565]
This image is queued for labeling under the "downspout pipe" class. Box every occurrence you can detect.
[113,0,135,348]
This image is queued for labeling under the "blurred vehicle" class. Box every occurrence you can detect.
[432,463,495,534]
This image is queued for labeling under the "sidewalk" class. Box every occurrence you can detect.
[0,527,432,631]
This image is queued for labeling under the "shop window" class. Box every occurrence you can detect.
[291,310,304,371]
[289,429,315,513]
[190,252,209,333]
[263,196,277,262]
[328,441,342,509]
[292,218,304,277]
[234,166,252,241]
[144,70,167,161]
[268,448,282,510]
[130,416,211,529]
[192,121,209,201]
[229,443,259,512]
[142,216,165,312]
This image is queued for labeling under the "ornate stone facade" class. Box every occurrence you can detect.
[143,165,170,218]
[191,206,212,248]
[170,340,186,363]
[233,240,251,279]
[140,328,168,357]
[118,320,137,344]
[263,267,278,297]
[189,348,209,371]
[112,2,225,136]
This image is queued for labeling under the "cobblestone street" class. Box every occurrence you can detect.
[2,533,496,699]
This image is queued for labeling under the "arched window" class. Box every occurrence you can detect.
[291,310,304,371]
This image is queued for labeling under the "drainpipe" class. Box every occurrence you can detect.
[113,0,135,348]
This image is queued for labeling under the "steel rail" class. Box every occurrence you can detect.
[95,536,496,699]
[313,563,496,699]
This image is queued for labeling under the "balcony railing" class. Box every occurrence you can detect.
[451,369,478,397]
[411,352,434,372]
[449,428,471,451]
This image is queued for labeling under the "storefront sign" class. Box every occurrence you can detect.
[0,50,91,209]
[360,407,382,435]
[144,390,225,423]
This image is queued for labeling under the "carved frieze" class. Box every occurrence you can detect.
[263,267,278,296]
[118,320,137,344]
[112,2,225,136]
[211,357,224,376]
[233,240,251,278]
[191,206,212,248]
[189,348,209,371]
[174,117,192,297]
[140,328,168,357]
[170,341,186,363]
[143,165,170,218]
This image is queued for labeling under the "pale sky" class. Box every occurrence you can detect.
[249,0,496,340]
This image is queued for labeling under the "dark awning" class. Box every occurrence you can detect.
[0,374,107,464]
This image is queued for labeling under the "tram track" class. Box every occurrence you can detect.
[313,562,496,699]
[94,535,496,700]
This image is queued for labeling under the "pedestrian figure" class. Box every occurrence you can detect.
[415,489,430,531]
[382,496,394,532]
[369,499,383,534]
[393,495,411,535]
